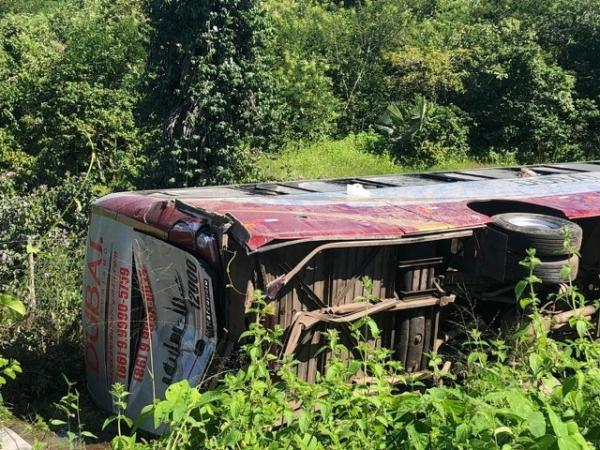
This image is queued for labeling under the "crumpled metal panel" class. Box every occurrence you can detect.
[183,201,467,249]
[96,172,600,251]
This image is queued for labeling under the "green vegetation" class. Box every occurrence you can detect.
[3,0,600,190]
[0,0,147,189]
[259,132,513,181]
[140,0,275,187]
[259,133,400,180]
[1,0,600,448]
[98,258,600,449]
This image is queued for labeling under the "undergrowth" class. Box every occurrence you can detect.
[93,255,600,450]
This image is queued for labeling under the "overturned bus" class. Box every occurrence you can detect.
[83,162,600,430]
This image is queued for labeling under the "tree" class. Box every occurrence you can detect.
[140,0,276,187]
[455,19,600,162]
[0,0,147,190]
[314,0,410,133]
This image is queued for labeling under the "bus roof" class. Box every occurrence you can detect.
[95,162,600,251]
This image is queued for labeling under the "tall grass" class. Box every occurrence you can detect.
[259,132,514,181]
[259,133,400,180]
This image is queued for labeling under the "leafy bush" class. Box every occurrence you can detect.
[0,0,147,190]
[483,0,600,106]
[0,295,25,390]
[0,176,95,407]
[382,1,600,164]
[267,0,409,136]
[377,96,471,167]
[269,50,340,142]
[454,19,600,163]
[385,43,469,103]
[100,262,600,450]
[265,1,342,142]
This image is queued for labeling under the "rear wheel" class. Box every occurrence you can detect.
[491,213,582,256]
[505,253,579,284]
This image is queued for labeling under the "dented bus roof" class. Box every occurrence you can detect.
[94,162,600,251]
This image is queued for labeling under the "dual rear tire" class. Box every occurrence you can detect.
[490,213,582,284]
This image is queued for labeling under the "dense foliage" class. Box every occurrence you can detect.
[0,0,147,190]
[104,269,600,449]
[0,177,95,407]
[3,0,600,188]
[140,0,275,187]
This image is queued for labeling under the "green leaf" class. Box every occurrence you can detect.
[26,243,40,255]
[298,410,311,434]
[140,404,154,417]
[515,280,528,300]
[406,423,428,450]
[575,320,588,339]
[562,377,578,398]
[102,417,115,430]
[533,435,557,450]
[80,431,98,439]
[0,294,26,317]
[557,436,584,450]
[222,428,242,447]
[455,423,469,442]
[366,317,380,338]
[529,353,543,375]
[528,411,546,438]
[547,407,569,438]
[198,389,223,406]
[387,103,403,121]
[520,297,535,309]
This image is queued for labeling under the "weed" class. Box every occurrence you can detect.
[93,260,600,449]
[50,376,97,449]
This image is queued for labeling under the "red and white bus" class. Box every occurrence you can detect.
[83,161,600,430]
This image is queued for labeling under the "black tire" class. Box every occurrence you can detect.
[491,213,582,256]
[505,253,579,284]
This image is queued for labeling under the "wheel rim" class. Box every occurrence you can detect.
[506,215,561,230]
